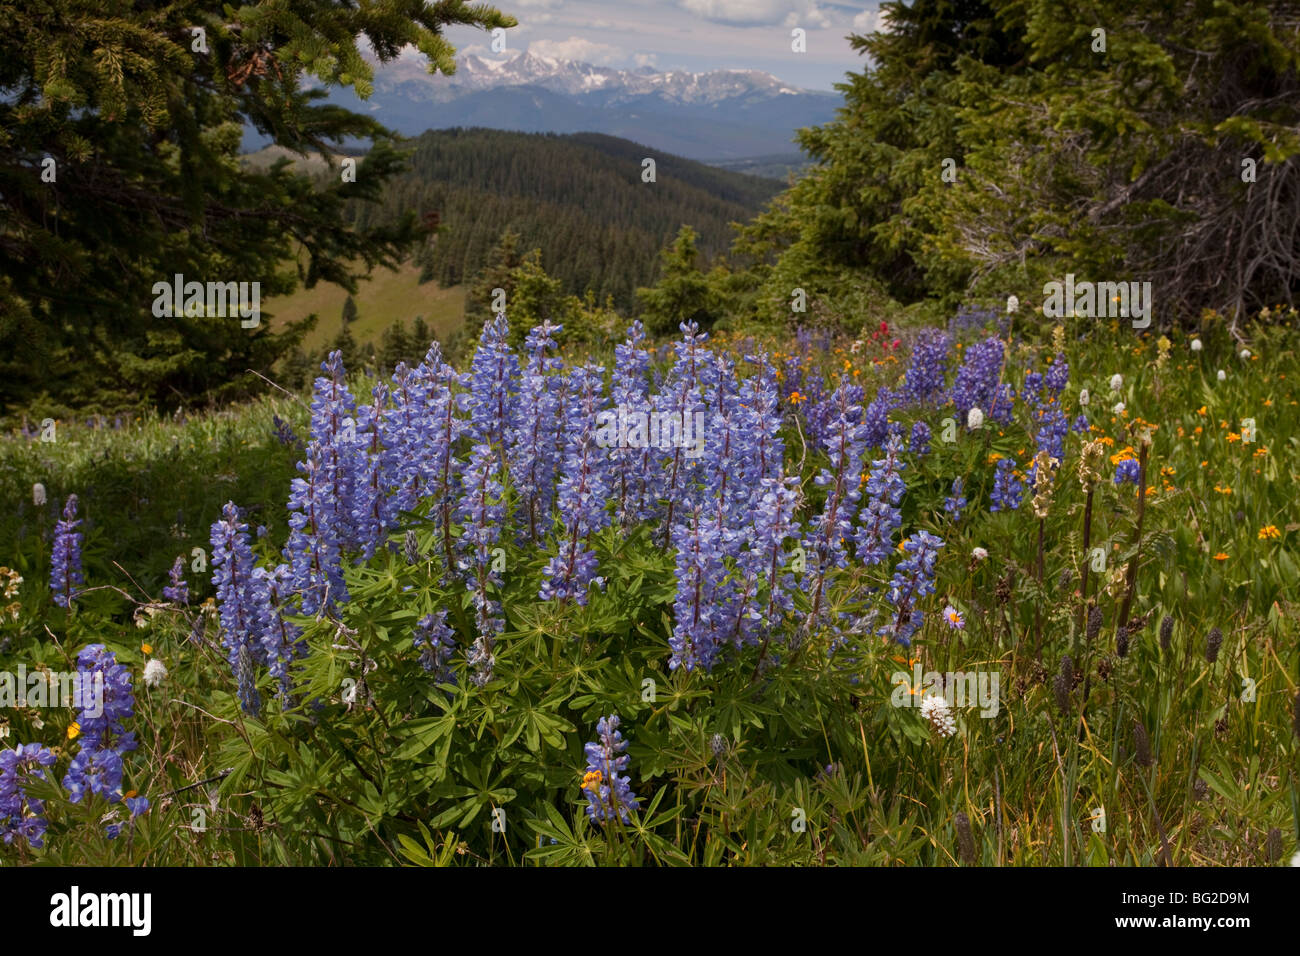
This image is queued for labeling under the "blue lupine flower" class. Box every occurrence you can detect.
[211,502,267,714]
[467,314,518,456]
[582,715,641,825]
[456,443,506,686]
[0,743,56,848]
[944,477,967,519]
[733,476,802,650]
[855,434,906,566]
[50,494,84,609]
[990,458,1024,512]
[880,530,946,646]
[806,381,868,628]
[910,420,931,457]
[669,504,727,671]
[413,611,459,686]
[62,645,144,830]
[900,328,951,406]
[949,336,1004,422]
[540,365,612,607]
[509,321,566,540]
[163,555,188,604]
[1114,458,1141,486]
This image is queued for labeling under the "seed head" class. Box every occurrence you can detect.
[1206,627,1223,663]
[1159,615,1173,652]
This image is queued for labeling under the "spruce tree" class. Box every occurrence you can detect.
[0,0,516,415]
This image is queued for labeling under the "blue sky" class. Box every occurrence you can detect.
[436,0,885,91]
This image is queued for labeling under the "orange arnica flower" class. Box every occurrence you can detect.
[1213,552,1229,561]
[1258,525,1281,540]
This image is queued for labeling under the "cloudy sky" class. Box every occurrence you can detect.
[436,0,885,91]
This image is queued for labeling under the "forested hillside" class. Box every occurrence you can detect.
[348,128,784,311]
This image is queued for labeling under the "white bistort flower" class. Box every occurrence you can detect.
[1112,402,1125,415]
[920,694,956,738]
[1240,348,1251,360]
[1079,388,1089,406]
[1006,295,1019,313]
[972,546,989,561]
[967,407,985,430]
[33,482,46,506]
[1109,373,1123,392]
[1190,338,1203,351]
[1217,369,1226,381]
[142,659,168,688]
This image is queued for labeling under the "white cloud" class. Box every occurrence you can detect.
[852,10,875,32]
[675,0,833,28]
[528,36,624,65]
[511,0,563,7]
[633,52,659,68]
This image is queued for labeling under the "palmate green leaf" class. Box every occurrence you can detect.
[390,713,457,761]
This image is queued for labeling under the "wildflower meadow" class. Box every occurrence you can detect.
[2,309,1296,868]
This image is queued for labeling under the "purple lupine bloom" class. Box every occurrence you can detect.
[608,321,661,529]
[211,502,266,714]
[582,715,641,825]
[381,362,427,520]
[1045,354,1069,397]
[413,611,458,686]
[416,343,471,577]
[949,336,1004,422]
[910,420,931,457]
[62,645,145,824]
[346,383,392,559]
[899,328,951,406]
[990,458,1024,512]
[1114,458,1141,486]
[1072,413,1091,434]
[669,504,727,672]
[467,314,518,457]
[855,434,906,566]
[455,443,505,687]
[733,476,802,650]
[737,355,786,498]
[508,321,566,540]
[283,447,348,616]
[251,562,305,702]
[541,365,612,606]
[0,743,57,848]
[944,477,967,519]
[657,322,714,539]
[163,555,188,604]
[50,494,84,609]
[861,385,904,450]
[806,380,867,627]
[880,530,945,647]
[283,351,358,613]
[988,383,1016,425]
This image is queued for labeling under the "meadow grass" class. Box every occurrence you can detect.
[1,315,1296,866]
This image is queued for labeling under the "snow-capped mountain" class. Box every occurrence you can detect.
[320,51,840,162]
